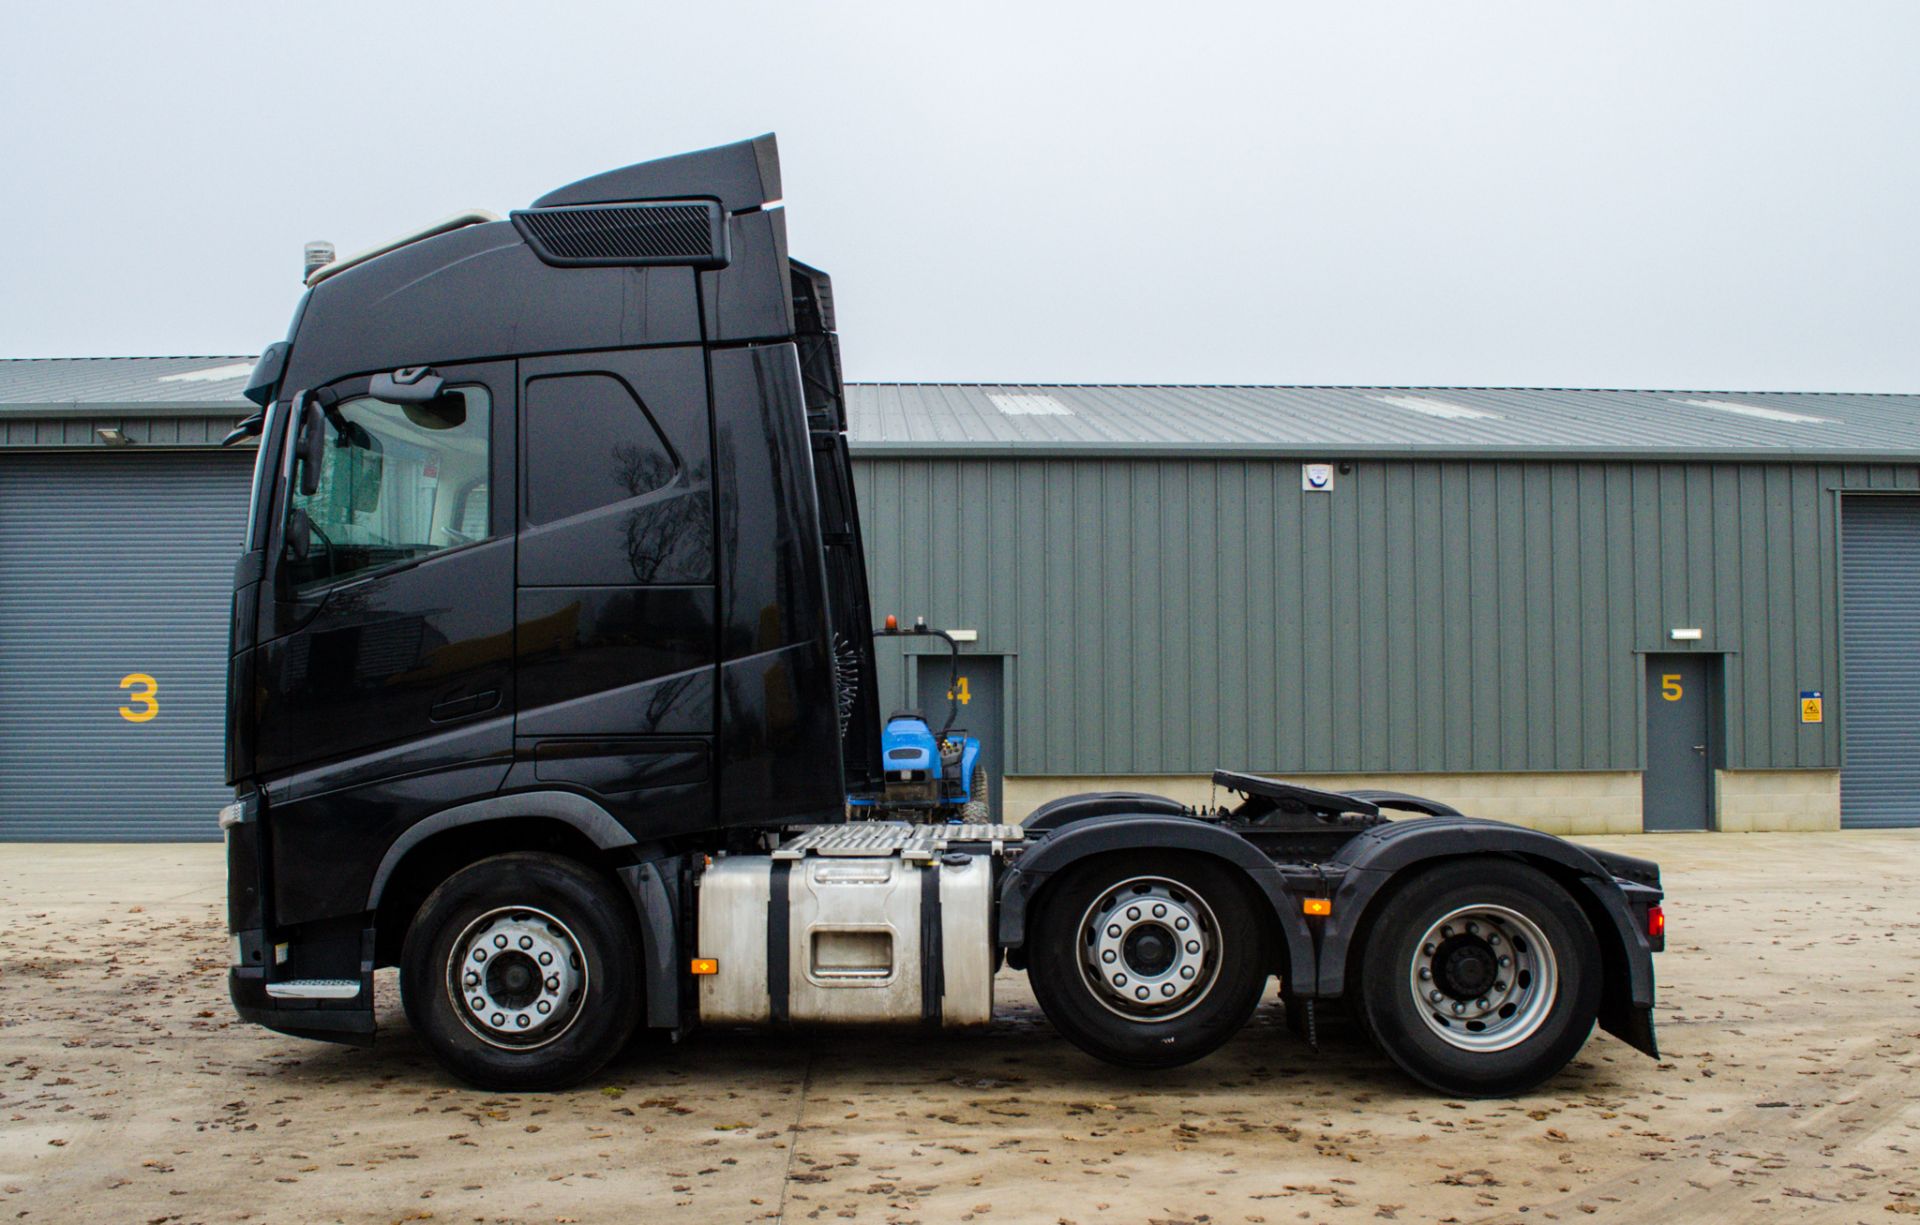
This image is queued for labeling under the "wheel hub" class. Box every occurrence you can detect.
[1408,904,1558,1053]
[1079,877,1220,1021]
[447,907,587,1050]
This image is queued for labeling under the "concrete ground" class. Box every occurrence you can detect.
[1,834,1917,1225]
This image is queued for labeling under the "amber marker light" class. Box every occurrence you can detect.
[1302,898,1333,916]
[690,959,719,976]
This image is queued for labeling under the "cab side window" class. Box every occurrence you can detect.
[286,386,492,592]
[524,374,677,524]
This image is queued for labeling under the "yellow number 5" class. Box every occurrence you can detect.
[119,673,159,723]
[1660,674,1683,702]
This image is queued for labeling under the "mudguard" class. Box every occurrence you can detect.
[1021,791,1189,833]
[1312,815,1661,1057]
[364,790,636,911]
[999,813,1317,991]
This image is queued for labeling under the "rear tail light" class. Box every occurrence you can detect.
[1647,905,1666,941]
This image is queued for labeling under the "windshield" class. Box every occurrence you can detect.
[286,387,492,592]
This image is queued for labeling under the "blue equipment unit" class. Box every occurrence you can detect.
[848,618,988,820]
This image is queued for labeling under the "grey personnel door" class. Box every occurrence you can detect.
[916,654,1004,821]
[1643,654,1713,831]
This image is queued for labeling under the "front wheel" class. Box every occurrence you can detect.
[401,852,640,1091]
[1028,852,1270,1068]
[1358,859,1601,1097]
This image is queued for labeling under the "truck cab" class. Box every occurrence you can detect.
[225,135,1664,1097]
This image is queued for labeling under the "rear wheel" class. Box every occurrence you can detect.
[1029,852,1269,1068]
[959,762,991,822]
[1358,859,1600,1097]
[401,852,640,1091]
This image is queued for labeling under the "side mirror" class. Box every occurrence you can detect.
[286,507,313,561]
[297,400,326,496]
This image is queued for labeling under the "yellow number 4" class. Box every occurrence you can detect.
[949,676,972,706]
[1660,674,1683,702]
[119,673,159,723]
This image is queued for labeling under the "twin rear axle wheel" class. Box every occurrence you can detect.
[1026,852,1601,1095]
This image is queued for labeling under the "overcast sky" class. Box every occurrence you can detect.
[4,2,1918,391]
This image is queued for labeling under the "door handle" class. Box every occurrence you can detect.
[431,690,500,722]
[1692,744,1707,755]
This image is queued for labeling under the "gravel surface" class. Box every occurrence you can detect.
[2,833,1917,1224]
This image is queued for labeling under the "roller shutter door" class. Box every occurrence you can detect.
[0,451,252,840]
[1841,495,1920,828]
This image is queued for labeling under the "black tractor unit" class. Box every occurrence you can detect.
[222,134,1665,1096]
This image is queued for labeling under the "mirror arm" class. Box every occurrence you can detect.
[221,413,265,447]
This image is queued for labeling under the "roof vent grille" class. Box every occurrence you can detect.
[512,201,729,270]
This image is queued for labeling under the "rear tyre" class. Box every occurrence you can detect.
[959,762,991,823]
[401,852,640,1091]
[1357,859,1600,1097]
[1029,852,1269,1068]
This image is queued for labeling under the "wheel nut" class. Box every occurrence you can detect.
[1175,916,1190,931]
[1452,1002,1465,1014]
[1429,990,1443,1003]
[1185,940,1200,954]
[469,996,484,1011]
[465,971,479,987]
[545,976,559,992]
[1113,974,1128,987]
[1152,904,1167,918]
[1499,955,1512,967]
[1101,950,1117,963]
[1495,981,1507,992]
[539,952,553,965]
[1180,966,1195,979]
[1419,967,1431,980]
[473,949,487,962]
[1161,984,1176,996]
[537,1000,551,1015]
[519,936,534,950]
[1488,934,1501,946]
[1423,943,1436,956]
[491,1013,505,1027]
[493,935,508,949]
[1477,998,1489,1009]
[1467,922,1479,935]
[1126,906,1141,921]
[1107,924,1122,938]
[1135,986,1150,1000]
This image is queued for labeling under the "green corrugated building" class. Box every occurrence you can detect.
[852,384,1920,833]
[2,361,1916,837]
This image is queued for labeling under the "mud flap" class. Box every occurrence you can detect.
[1599,1000,1659,1059]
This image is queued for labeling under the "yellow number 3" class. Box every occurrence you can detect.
[119,673,159,723]
[1660,674,1683,702]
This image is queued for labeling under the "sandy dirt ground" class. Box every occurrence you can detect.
[2,833,1917,1225]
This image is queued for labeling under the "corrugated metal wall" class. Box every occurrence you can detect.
[0,451,252,839]
[856,457,1920,776]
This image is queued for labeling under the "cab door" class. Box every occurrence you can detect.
[253,361,515,925]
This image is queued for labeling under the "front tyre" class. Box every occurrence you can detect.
[401,852,640,1091]
[1029,852,1270,1068]
[1358,859,1601,1097]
